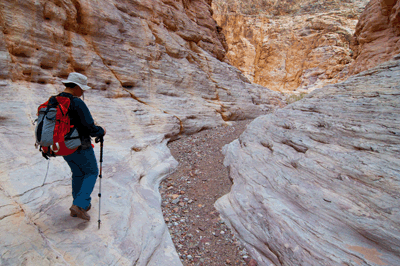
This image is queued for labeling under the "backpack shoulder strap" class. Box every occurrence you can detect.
[57,93,76,106]
[56,94,77,119]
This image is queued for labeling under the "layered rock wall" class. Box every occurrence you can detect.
[213,1,400,265]
[213,0,369,93]
[213,0,400,93]
[216,57,400,266]
[214,12,358,93]
[0,0,284,134]
[349,0,400,74]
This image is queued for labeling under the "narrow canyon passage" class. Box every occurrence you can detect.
[160,120,257,266]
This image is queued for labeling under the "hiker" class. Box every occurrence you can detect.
[59,72,106,221]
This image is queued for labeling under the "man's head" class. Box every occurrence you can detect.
[64,82,84,97]
[62,72,91,90]
[62,72,91,97]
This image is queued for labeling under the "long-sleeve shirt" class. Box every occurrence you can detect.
[59,92,104,149]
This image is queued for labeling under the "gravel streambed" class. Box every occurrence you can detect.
[160,120,258,266]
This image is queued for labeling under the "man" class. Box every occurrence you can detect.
[59,72,106,221]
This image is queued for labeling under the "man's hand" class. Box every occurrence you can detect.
[95,127,106,143]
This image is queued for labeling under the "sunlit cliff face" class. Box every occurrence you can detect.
[212,0,371,93]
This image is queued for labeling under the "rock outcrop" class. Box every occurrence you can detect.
[216,57,400,265]
[349,0,400,74]
[213,0,370,93]
[0,0,283,265]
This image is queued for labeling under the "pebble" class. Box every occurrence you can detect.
[172,199,180,204]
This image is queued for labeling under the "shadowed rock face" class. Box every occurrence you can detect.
[216,58,400,265]
[0,0,284,265]
[349,0,400,75]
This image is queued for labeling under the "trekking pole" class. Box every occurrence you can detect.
[95,136,104,229]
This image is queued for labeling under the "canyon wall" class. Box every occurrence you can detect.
[349,0,400,74]
[213,0,370,93]
[216,55,400,266]
[213,0,400,265]
[0,0,283,265]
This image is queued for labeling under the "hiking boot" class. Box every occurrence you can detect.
[70,204,91,217]
[69,205,90,221]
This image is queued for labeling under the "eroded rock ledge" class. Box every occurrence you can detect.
[216,57,400,265]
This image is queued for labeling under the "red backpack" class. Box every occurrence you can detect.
[35,95,81,158]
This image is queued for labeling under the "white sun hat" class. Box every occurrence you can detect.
[62,72,91,91]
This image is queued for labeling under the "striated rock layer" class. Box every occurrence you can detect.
[216,57,400,265]
[0,0,284,265]
[213,0,369,93]
[0,0,284,132]
[349,0,400,75]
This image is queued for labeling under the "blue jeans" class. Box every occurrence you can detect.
[63,147,98,210]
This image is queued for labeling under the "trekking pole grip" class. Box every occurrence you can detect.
[95,136,104,163]
[95,136,104,144]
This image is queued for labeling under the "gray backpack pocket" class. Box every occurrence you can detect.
[38,108,57,147]
[65,127,81,149]
[35,111,45,144]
